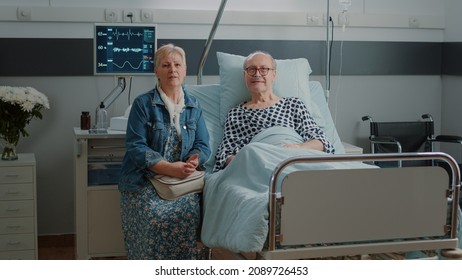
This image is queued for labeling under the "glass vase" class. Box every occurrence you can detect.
[1,139,18,160]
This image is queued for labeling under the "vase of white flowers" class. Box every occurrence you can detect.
[0,86,50,160]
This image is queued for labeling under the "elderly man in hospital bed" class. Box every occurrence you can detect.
[213,51,334,172]
[201,51,374,253]
[199,51,462,257]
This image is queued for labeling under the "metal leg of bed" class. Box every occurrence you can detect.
[440,248,462,259]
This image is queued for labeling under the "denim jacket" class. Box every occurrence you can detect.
[118,86,211,192]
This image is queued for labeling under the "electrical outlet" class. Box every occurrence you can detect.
[123,9,137,22]
[17,7,31,21]
[409,16,420,28]
[141,9,154,23]
[105,9,118,22]
[306,14,320,26]
[338,12,349,26]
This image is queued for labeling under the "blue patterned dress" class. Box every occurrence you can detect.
[120,127,201,260]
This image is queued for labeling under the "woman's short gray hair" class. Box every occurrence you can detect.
[154,43,187,67]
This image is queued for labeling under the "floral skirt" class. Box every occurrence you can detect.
[120,181,201,260]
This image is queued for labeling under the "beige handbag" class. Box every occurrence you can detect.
[149,170,205,200]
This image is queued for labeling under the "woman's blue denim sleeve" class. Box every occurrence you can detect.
[125,95,162,174]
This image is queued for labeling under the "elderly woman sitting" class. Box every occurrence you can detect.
[118,44,210,260]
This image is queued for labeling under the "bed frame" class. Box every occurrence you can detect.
[188,81,461,260]
[260,152,461,259]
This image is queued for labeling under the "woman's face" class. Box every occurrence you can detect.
[154,53,186,89]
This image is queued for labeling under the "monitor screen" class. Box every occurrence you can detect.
[94,23,157,76]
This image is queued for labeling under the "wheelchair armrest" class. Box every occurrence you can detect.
[432,135,462,144]
[369,136,403,163]
[369,136,399,144]
[369,136,403,153]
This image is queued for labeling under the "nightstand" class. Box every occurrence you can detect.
[74,128,126,259]
[342,142,363,154]
[0,153,37,259]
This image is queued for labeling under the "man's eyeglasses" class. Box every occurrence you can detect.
[244,67,274,76]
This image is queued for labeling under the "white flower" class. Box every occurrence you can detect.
[21,100,35,112]
[0,86,50,111]
[0,86,50,147]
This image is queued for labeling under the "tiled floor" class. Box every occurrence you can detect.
[37,234,251,260]
[37,235,462,260]
[38,234,76,260]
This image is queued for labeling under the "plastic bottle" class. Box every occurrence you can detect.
[80,111,91,130]
[96,102,108,130]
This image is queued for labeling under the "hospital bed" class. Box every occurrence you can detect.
[186,52,461,260]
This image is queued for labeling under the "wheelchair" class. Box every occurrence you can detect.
[362,114,462,208]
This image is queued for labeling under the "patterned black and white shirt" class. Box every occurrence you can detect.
[213,97,335,172]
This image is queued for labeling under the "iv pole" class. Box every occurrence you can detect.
[325,0,331,101]
[197,0,228,85]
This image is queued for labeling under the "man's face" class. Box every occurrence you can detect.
[244,53,276,95]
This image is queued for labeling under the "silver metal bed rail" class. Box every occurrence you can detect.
[268,152,461,251]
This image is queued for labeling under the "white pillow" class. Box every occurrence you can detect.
[217,52,325,128]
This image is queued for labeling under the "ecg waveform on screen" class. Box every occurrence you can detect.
[112,60,145,70]
[113,47,143,53]
[109,28,144,41]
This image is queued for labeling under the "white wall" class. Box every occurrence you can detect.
[443,0,462,41]
[327,75,442,149]
[441,0,462,159]
[0,0,448,235]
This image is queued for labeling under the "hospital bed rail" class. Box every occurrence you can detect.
[264,152,460,259]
